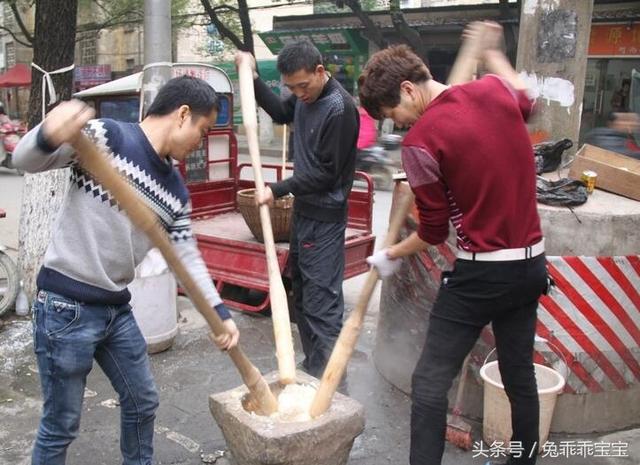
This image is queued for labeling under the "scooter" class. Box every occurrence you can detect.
[0,208,19,317]
[0,120,25,175]
[379,133,402,151]
[356,145,397,191]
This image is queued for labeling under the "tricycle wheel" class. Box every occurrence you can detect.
[0,251,19,317]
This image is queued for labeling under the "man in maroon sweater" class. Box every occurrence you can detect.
[360,23,548,465]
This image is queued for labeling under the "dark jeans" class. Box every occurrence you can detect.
[410,254,548,465]
[31,290,159,465]
[289,212,346,378]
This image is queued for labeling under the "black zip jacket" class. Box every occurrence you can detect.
[254,76,359,222]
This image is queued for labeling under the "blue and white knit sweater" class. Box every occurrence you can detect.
[14,118,230,320]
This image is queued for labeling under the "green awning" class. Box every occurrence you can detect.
[258,28,368,55]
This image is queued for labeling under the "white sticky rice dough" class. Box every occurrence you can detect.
[270,383,317,422]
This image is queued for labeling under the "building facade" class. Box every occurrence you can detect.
[261,0,640,143]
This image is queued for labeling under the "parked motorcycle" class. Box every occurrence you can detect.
[356,145,396,191]
[0,119,25,175]
[379,133,402,151]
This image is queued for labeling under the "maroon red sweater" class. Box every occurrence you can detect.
[402,75,543,252]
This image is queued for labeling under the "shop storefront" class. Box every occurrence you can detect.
[258,28,368,96]
[580,23,640,141]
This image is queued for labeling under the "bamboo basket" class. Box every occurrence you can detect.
[236,188,294,242]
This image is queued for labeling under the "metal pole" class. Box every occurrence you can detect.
[141,0,172,119]
[144,0,172,64]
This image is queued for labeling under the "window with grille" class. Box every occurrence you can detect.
[5,42,15,68]
[79,34,97,65]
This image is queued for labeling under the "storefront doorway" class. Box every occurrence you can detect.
[580,23,640,143]
[580,58,639,141]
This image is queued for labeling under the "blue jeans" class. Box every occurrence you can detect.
[31,290,159,465]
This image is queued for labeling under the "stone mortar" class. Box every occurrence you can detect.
[209,370,365,465]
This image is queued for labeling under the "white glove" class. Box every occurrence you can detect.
[366,248,401,278]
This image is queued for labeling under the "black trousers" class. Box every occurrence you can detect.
[410,254,548,465]
[289,212,346,378]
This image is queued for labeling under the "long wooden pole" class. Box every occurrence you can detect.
[72,134,278,416]
[237,59,296,384]
[282,124,287,173]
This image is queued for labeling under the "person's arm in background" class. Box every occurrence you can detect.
[357,107,378,150]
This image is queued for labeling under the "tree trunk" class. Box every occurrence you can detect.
[18,0,78,300]
[237,0,253,53]
[499,0,518,65]
[344,0,387,50]
[389,0,426,61]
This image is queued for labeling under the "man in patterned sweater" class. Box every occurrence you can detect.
[360,23,547,465]
[14,76,239,465]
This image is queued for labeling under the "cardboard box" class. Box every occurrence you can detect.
[568,144,640,201]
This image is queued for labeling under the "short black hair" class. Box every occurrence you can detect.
[145,75,219,118]
[277,40,323,75]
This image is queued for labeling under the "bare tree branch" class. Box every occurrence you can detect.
[0,24,32,48]
[237,0,253,53]
[212,4,237,14]
[343,0,387,50]
[389,0,426,59]
[498,0,517,63]
[9,1,33,44]
[200,0,246,52]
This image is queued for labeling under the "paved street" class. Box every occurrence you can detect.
[1,158,639,465]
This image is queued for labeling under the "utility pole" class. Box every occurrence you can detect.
[141,0,172,117]
[144,0,172,64]
[516,0,594,156]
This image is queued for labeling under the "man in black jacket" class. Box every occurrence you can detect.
[236,41,359,378]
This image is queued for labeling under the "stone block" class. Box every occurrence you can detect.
[209,370,365,465]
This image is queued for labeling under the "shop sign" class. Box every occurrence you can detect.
[589,24,640,56]
[74,65,111,89]
[259,28,367,55]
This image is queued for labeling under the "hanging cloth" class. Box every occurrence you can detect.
[31,62,75,120]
